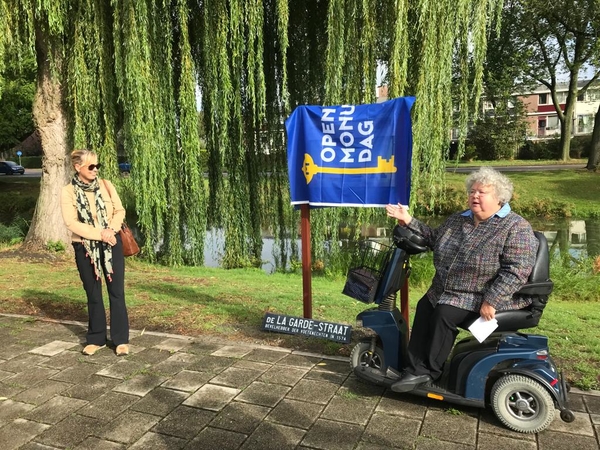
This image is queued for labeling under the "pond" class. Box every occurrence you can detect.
[530,218,600,260]
[203,218,600,273]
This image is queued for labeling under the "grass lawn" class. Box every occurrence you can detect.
[0,251,598,390]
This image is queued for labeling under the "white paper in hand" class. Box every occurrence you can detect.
[468,316,499,343]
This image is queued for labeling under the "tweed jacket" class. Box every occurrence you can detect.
[407,209,538,313]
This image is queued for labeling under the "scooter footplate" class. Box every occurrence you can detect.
[353,366,394,388]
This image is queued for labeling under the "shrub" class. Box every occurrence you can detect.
[518,138,562,160]
[550,254,599,303]
[46,240,66,252]
[413,186,465,217]
[461,144,478,162]
[511,197,573,218]
[467,103,528,161]
[0,220,26,243]
[569,135,591,158]
[406,252,435,290]
[0,191,38,224]
[19,156,43,168]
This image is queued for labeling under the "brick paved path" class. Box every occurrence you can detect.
[0,314,598,450]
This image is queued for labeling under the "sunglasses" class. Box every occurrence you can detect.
[86,163,102,171]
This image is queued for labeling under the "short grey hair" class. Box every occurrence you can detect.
[465,166,513,205]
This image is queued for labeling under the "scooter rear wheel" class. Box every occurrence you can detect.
[350,341,385,371]
[491,374,555,433]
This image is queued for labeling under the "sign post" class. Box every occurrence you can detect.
[301,204,312,319]
[16,150,22,166]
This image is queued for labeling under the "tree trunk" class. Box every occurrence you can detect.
[587,104,600,170]
[22,27,71,252]
[559,105,574,161]
[555,228,570,262]
[585,219,600,258]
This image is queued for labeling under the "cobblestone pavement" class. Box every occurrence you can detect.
[0,314,598,450]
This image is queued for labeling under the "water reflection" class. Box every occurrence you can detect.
[204,228,299,273]
[203,218,600,272]
[530,218,600,259]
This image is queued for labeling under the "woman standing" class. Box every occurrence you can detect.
[61,149,129,356]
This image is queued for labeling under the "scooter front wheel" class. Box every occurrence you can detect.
[350,341,385,372]
[491,374,555,433]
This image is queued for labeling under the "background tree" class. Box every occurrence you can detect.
[465,2,531,162]
[468,102,528,160]
[587,105,600,169]
[0,0,504,270]
[0,53,35,153]
[510,0,600,161]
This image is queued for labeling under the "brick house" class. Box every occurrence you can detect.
[517,80,599,139]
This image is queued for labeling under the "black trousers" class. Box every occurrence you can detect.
[73,234,129,346]
[406,296,479,380]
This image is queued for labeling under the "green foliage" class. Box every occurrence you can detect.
[45,240,65,252]
[550,255,599,303]
[0,220,25,243]
[18,156,42,168]
[511,197,574,218]
[518,138,563,160]
[468,101,528,161]
[413,186,465,217]
[0,52,35,151]
[461,144,478,162]
[401,0,503,209]
[0,180,38,224]
[406,252,436,290]
[569,135,592,159]
[502,0,600,160]
[0,0,509,270]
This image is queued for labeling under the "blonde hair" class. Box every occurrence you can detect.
[70,149,97,170]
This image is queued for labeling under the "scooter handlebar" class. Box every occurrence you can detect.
[392,225,429,255]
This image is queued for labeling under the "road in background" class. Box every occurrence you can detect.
[446,164,587,173]
[11,164,588,178]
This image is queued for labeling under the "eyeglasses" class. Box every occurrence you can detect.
[87,163,102,171]
[469,189,491,197]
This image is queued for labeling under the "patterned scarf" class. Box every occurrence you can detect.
[72,175,113,280]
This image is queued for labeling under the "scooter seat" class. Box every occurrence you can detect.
[495,306,543,331]
[489,232,552,332]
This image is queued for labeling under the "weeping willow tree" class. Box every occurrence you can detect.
[1,0,206,265]
[0,0,502,271]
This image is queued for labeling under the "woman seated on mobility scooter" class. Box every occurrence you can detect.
[385,166,538,393]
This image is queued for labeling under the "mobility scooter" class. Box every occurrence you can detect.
[342,225,574,433]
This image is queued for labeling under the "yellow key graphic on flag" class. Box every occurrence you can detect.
[302,153,397,184]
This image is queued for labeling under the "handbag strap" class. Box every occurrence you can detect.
[101,178,124,229]
[101,179,112,200]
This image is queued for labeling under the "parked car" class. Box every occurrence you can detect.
[0,161,25,175]
[119,162,131,174]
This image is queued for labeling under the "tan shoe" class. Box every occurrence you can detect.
[115,344,129,356]
[82,344,105,356]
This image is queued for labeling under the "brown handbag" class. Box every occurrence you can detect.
[102,179,140,257]
[119,223,140,257]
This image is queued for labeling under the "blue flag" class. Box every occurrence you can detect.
[285,97,415,207]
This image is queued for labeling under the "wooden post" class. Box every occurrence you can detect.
[300,204,312,318]
[401,279,409,334]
